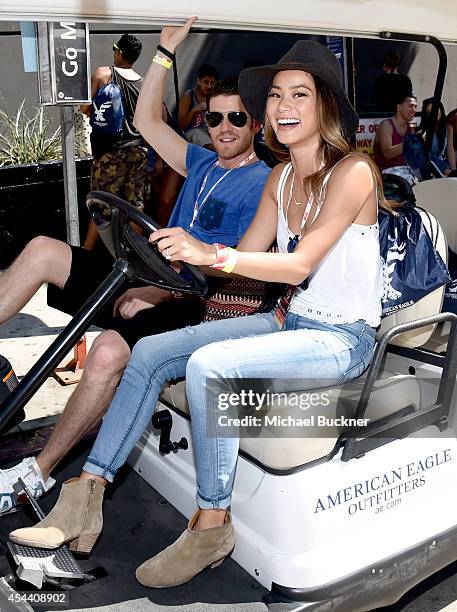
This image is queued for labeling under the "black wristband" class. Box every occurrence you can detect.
[157,45,175,61]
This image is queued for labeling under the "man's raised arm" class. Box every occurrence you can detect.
[133,17,198,177]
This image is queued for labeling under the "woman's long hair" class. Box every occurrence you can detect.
[418,97,447,153]
[264,74,395,211]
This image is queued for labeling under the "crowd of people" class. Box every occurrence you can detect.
[371,51,457,185]
[0,18,454,591]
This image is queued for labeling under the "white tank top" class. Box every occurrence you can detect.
[276,160,382,327]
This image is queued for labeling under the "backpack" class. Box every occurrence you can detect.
[382,173,416,206]
[90,68,125,138]
[402,133,431,180]
[379,204,450,317]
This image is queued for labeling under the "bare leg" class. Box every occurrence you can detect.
[36,330,131,481]
[0,237,72,324]
[194,509,227,531]
[79,472,108,486]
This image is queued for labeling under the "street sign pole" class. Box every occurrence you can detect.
[37,21,91,246]
[61,106,80,245]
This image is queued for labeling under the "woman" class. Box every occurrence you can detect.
[10,18,389,588]
[417,97,451,175]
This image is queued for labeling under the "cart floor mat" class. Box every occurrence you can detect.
[0,439,267,610]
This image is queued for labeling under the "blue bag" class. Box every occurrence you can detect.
[90,70,125,137]
[402,133,427,178]
[379,204,450,317]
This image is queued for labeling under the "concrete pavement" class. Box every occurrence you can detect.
[0,284,100,421]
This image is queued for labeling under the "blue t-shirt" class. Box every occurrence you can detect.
[168,144,270,246]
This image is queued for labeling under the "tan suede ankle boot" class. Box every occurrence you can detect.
[136,509,235,588]
[9,477,105,554]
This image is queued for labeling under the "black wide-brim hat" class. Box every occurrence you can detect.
[238,40,359,139]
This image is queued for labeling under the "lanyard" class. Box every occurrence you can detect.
[189,151,257,229]
[285,170,319,239]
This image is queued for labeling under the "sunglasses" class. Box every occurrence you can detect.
[113,43,121,53]
[205,111,249,128]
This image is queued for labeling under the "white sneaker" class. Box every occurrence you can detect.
[0,457,56,516]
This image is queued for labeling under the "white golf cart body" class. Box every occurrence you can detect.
[2,1,457,609]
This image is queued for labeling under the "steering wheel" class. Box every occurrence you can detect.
[86,191,208,296]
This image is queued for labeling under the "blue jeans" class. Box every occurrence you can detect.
[83,311,376,509]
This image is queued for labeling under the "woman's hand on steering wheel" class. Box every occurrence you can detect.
[149,227,217,266]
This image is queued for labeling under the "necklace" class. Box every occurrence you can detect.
[189,151,257,229]
[285,169,314,238]
[292,173,304,206]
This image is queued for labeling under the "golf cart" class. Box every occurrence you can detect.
[1,1,457,610]
[1,185,456,610]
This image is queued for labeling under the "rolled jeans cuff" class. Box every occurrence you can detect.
[197,493,231,510]
[83,458,116,483]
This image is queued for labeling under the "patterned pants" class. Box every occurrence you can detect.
[91,146,148,208]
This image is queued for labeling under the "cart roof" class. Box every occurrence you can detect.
[1,0,457,44]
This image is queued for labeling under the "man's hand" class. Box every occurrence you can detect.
[113,286,171,320]
[159,16,197,54]
[150,227,217,266]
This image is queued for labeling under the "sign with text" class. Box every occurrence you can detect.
[37,22,91,105]
[355,118,383,157]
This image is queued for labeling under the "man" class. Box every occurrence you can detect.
[82,33,147,250]
[0,66,270,513]
[373,94,418,185]
[178,63,219,148]
[372,51,413,113]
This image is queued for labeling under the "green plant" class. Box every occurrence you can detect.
[0,101,89,166]
[0,101,61,166]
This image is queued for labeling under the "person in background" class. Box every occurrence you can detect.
[146,104,184,226]
[81,34,147,250]
[373,94,418,184]
[417,97,451,176]
[446,107,457,173]
[372,51,413,113]
[179,63,219,147]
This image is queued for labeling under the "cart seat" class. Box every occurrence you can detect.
[413,179,457,353]
[160,371,420,470]
[414,178,457,255]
